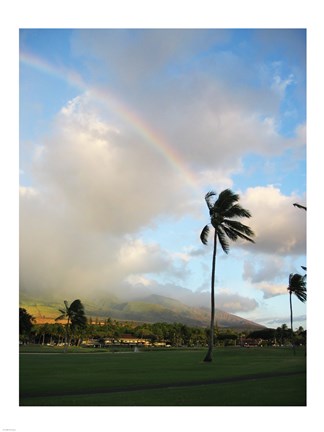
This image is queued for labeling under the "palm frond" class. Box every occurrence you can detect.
[70,299,84,312]
[223,219,255,242]
[223,203,252,219]
[293,203,307,211]
[55,314,66,322]
[295,290,307,303]
[288,273,307,303]
[200,224,210,245]
[205,191,216,213]
[215,189,239,214]
[71,315,87,328]
[288,273,306,287]
[217,226,230,254]
[222,226,239,242]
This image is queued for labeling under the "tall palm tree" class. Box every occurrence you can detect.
[287,273,307,354]
[55,299,87,352]
[200,189,255,362]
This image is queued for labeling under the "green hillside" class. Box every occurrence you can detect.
[20,292,265,330]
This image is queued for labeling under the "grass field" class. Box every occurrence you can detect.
[19,345,306,406]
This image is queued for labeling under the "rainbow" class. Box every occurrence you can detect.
[20,51,201,193]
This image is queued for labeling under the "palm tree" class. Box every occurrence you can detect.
[200,189,255,362]
[55,299,87,352]
[19,308,35,343]
[287,273,307,355]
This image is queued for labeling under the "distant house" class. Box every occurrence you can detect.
[82,334,152,347]
[81,339,102,348]
[240,338,262,347]
[118,334,151,346]
[153,342,167,347]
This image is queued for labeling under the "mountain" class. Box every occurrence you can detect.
[20,292,265,330]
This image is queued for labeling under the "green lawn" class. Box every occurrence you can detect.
[19,346,306,406]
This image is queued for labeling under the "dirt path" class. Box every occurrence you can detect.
[20,370,305,400]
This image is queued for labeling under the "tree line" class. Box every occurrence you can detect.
[19,306,306,348]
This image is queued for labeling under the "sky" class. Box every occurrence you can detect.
[19,28,307,329]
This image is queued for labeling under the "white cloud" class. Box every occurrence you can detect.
[118,237,174,275]
[147,80,290,172]
[196,169,234,191]
[20,181,189,302]
[20,94,196,302]
[258,315,306,327]
[243,255,288,284]
[256,282,287,299]
[19,185,38,198]
[121,278,259,314]
[271,72,296,97]
[241,185,306,255]
[216,291,258,313]
[31,95,193,235]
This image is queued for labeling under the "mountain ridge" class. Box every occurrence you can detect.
[20,292,265,330]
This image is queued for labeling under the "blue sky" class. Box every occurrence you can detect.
[19,28,307,329]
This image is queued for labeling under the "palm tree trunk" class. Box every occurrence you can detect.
[289,292,296,355]
[204,229,217,362]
